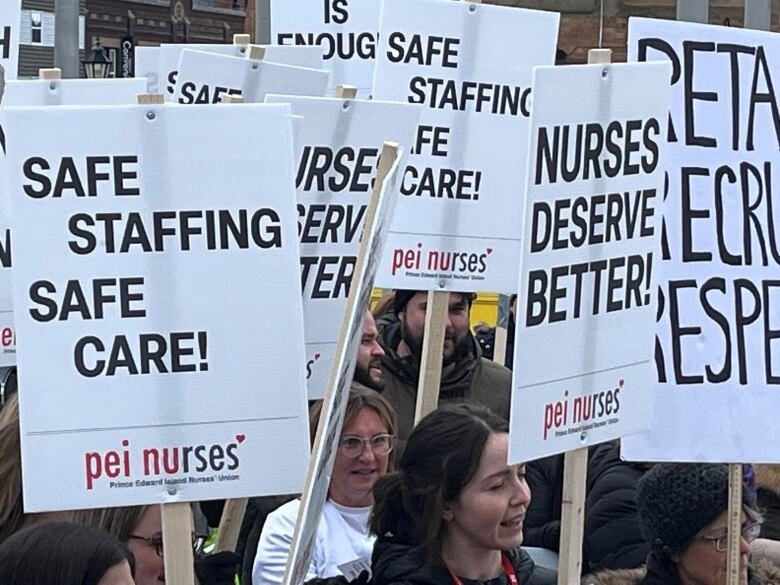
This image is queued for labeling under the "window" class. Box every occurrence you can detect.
[30,12,41,44]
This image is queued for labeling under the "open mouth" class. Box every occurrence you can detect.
[351,468,378,476]
[500,515,524,529]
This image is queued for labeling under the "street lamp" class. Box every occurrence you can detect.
[82,38,112,78]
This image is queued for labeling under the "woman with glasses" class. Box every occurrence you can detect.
[252,386,397,585]
[586,463,773,585]
[370,403,556,585]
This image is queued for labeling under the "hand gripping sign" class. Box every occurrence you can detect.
[509,60,671,464]
[1,101,310,511]
[623,18,780,464]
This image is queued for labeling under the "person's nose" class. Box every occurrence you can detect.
[358,441,377,463]
[371,340,384,358]
[739,535,751,555]
[510,477,531,508]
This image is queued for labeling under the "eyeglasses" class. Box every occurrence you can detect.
[128,533,207,558]
[699,521,762,552]
[338,433,395,458]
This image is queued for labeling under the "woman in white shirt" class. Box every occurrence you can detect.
[253,386,397,585]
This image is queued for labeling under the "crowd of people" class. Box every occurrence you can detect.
[1,293,779,585]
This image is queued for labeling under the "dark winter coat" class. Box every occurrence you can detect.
[755,465,780,541]
[372,540,557,585]
[582,553,780,585]
[376,317,511,446]
[524,443,649,573]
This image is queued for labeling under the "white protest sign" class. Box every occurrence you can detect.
[0,3,21,81]
[622,18,780,463]
[0,77,148,367]
[271,0,377,96]
[265,95,420,398]
[135,47,161,92]
[2,103,310,511]
[283,144,402,585]
[175,50,329,104]
[372,0,559,293]
[2,78,148,106]
[161,43,324,100]
[508,62,671,464]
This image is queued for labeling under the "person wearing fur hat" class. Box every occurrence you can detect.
[374,290,511,449]
[584,463,779,585]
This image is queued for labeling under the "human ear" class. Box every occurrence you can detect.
[441,503,454,522]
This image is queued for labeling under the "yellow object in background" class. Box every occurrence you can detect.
[371,289,500,329]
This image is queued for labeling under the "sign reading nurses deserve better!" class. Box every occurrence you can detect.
[0,3,21,81]
[622,18,780,464]
[2,103,311,511]
[371,0,559,293]
[0,77,149,368]
[509,61,671,463]
[270,0,378,96]
[174,50,329,104]
[265,95,421,398]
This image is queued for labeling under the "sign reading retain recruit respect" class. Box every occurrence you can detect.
[623,18,780,464]
[2,103,311,511]
[509,61,671,463]
[372,0,559,293]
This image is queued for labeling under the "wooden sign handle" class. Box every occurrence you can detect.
[214,497,249,553]
[726,464,743,585]
[39,68,62,80]
[334,85,358,99]
[413,290,449,424]
[162,502,195,585]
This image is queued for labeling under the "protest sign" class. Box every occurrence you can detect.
[621,18,780,464]
[175,50,329,104]
[1,102,310,511]
[508,60,671,464]
[0,3,21,81]
[372,0,559,293]
[160,43,324,100]
[270,0,378,96]
[283,143,402,585]
[265,95,420,398]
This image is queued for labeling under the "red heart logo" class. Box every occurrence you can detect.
[619,379,624,387]
[486,248,493,255]
[314,353,321,360]
[236,434,246,444]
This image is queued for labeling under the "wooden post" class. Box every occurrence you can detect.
[246,45,266,61]
[556,47,614,585]
[492,294,511,365]
[161,503,195,585]
[214,498,249,553]
[413,290,449,424]
[39,68,62,80]
[233,33,252,45]
[137,94,165,105]
[726,464,743,585]
[220,94,245,104]
[558,449,588,585]
[334,85,358,99]
[282,142,401,585]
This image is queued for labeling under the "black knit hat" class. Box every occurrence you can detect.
[393,290,420,315]
[636,463,730,555]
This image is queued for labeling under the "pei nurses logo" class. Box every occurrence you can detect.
[390,242,493,281]
[84,434,245,490]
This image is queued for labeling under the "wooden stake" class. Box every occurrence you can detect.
[282,143,401,585]
[161,503,195,585]
[39,68,62,80]
[334,85,358,99]
[214,498,248,553]
[557,448,588,585]
[136,94,164,105]
[233,33,251,45]
[413,290,449,424]
[246,45,266,61]
[556,47,613,585]
[726,464,743,585]
[492,294,511,365]
[220,94,244,104]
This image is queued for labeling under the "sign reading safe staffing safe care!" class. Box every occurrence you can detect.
[509,62,671,464]
[265,95,420,399]
[2,103,311,511]
[623,19,780,464]
[371,0,559,293]
[0,3,21,80]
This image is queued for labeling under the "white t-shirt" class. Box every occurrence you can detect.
[252,498,375,585]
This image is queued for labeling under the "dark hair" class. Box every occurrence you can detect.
[370,403,508,565]
[0,521,134,585]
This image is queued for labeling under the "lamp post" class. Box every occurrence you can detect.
[82,38,112,79]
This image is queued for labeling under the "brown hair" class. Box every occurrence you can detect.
[0,393,22,544]
[70,506,147,543]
